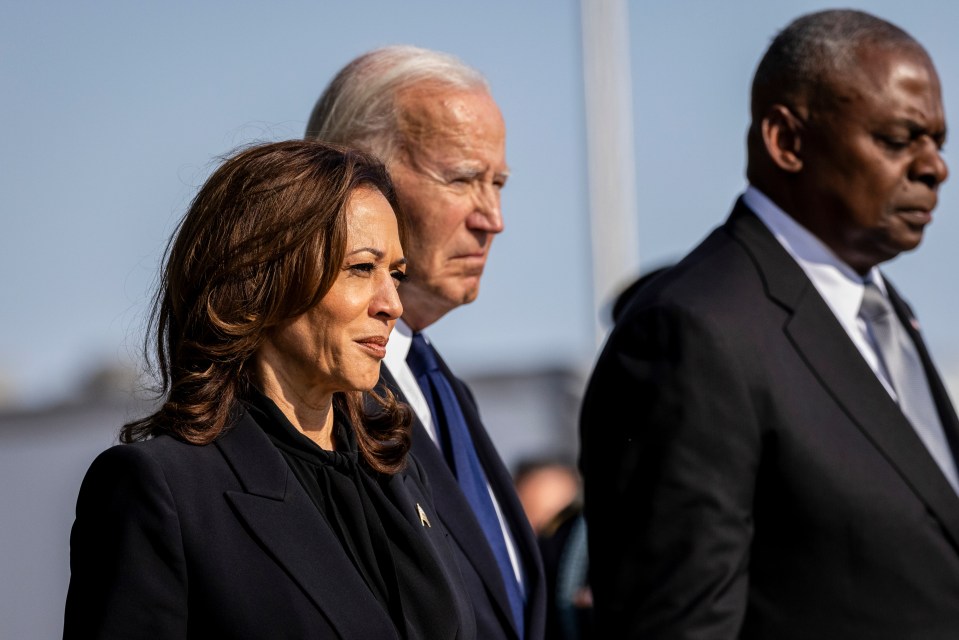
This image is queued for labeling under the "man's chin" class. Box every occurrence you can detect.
[853,229,925,268]
[889,230,925,255]
[457,277,482,305]
[399,279,482,327]
[434,275,482,308]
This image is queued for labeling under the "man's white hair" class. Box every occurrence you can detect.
[305,45,490,166]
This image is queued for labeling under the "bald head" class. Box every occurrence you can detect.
[750,10,921,124]
[746,9,930,185]
[745,9,948,274]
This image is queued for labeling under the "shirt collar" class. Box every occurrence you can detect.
[384,318,414,370]
[743,185,886,322]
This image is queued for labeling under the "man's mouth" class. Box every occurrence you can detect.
[896,208,933,226]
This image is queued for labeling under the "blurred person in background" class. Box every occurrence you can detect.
[514,458,592,640]
[306,45,546,640]
[513,458,580,536]
[64,141,476,639]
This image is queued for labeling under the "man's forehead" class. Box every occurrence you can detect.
[832,41,935,89]
[397,85,507,168]
[404,141,510,179]
[398,85,502,135]
[808,43,940,112]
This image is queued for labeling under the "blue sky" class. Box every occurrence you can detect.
[4,0,959,405]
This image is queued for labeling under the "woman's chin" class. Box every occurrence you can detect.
[348,367,383,393]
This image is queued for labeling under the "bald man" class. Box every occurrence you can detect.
[582,10,959,639]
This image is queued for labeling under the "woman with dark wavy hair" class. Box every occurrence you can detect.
[64,140,476,639]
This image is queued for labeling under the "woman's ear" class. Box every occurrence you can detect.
[761,104,804,173]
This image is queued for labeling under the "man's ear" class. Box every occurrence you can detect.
[761,104,804,173]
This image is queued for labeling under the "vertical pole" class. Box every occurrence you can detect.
[580,0,640,346]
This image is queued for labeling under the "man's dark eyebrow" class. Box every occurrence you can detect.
[892,118,945,136]
[915,122,948,143]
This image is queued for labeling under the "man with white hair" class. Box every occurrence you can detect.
[306,46,545,640]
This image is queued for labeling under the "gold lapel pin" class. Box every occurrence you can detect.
[416,503,431,528]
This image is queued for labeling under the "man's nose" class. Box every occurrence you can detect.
[467,184,504,234]
[912,137,949,188]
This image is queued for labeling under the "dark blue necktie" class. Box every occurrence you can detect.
[407,332,525,637]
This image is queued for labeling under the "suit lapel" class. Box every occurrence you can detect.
[729,203,959,550]
[379,468,476,640]
[887,283,959,453]
[378,366,520,636]
[434,352,546,628]
[215,410,398,640]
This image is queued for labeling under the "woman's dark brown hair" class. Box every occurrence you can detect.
[123,140,412,473]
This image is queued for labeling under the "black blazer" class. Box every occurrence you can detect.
[581,201,959,640]
[64,407,475,639]
[380,350,547,640]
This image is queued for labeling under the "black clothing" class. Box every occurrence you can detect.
[65,398,476,639]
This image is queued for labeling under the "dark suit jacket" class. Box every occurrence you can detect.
[64,406,474,639]
[380,350,547,640]
[580,201,959,639]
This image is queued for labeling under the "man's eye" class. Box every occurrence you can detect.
[877,135,909,151]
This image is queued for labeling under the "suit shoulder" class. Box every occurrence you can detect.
[620,229,767,328]
[598,219,787,383]
[82,433,225,498]
[85,435,182,475]
[78,437,160,487]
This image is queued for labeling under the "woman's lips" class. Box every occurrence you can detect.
[356,336,388,359]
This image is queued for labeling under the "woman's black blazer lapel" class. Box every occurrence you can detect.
[215,410,399,639]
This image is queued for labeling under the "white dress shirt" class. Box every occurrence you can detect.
[744,186,896,393]
[744,185,959,492]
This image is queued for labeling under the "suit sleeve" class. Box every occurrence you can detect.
[581,304,762,639]
[64,444,188,639]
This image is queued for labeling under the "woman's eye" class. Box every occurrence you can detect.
[348,262,376,275]
[391,270,409,285]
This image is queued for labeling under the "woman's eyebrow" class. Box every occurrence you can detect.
[347,247,385,258]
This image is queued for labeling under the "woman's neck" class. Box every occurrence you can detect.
[253,357,336,450]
